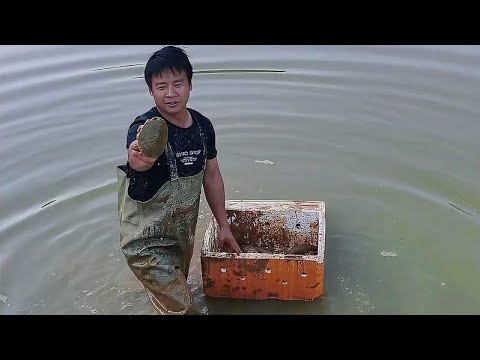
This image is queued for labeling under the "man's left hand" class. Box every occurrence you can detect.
[218,226,242,255]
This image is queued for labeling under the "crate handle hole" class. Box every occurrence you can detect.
[265,268,272,273]
[282,280,288,285]
[220,268,227,273]
[301,272,307,277]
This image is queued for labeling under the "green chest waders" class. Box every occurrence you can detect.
[117,118,207,315]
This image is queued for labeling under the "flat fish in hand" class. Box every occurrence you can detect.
[138,116,168,158]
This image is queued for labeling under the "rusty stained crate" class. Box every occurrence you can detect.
[201,200,326,301]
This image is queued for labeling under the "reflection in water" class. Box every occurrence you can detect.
[1,45,479,315]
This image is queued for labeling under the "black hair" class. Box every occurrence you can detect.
[144,46,193,90]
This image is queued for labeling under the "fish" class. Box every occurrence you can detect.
[286,244,317,255]
[138,116,168,158]
[239,243,317,255]
[240,244,272,254]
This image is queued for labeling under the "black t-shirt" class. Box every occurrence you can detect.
[125,107,217,201]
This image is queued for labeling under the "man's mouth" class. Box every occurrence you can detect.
[166,101,179,107]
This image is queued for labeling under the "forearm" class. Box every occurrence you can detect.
[203,170,229,229]
[128,147,155,172]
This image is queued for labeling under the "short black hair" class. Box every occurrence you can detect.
[144,46,193,90]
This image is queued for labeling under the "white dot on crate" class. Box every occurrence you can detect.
[282,280,288,285]
[301,272,307,277]
[239,276,246,281]
[220,268,227,273]
[265,268,271,273]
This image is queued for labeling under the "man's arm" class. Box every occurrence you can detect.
[203,158,241,255]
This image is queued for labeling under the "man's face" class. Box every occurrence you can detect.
[149,69,192,118]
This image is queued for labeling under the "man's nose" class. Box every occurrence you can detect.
[166,85,176,97]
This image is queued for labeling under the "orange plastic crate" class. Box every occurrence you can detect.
[201,200,326,301]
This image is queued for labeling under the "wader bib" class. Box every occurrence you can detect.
[117,117,206,315]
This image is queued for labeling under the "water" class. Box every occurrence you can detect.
[1,45,479,315]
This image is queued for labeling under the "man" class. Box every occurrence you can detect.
[116,46,241,315]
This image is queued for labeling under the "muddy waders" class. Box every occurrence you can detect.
[117,118,207,315]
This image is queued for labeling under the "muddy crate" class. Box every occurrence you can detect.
[201,200,326,301]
